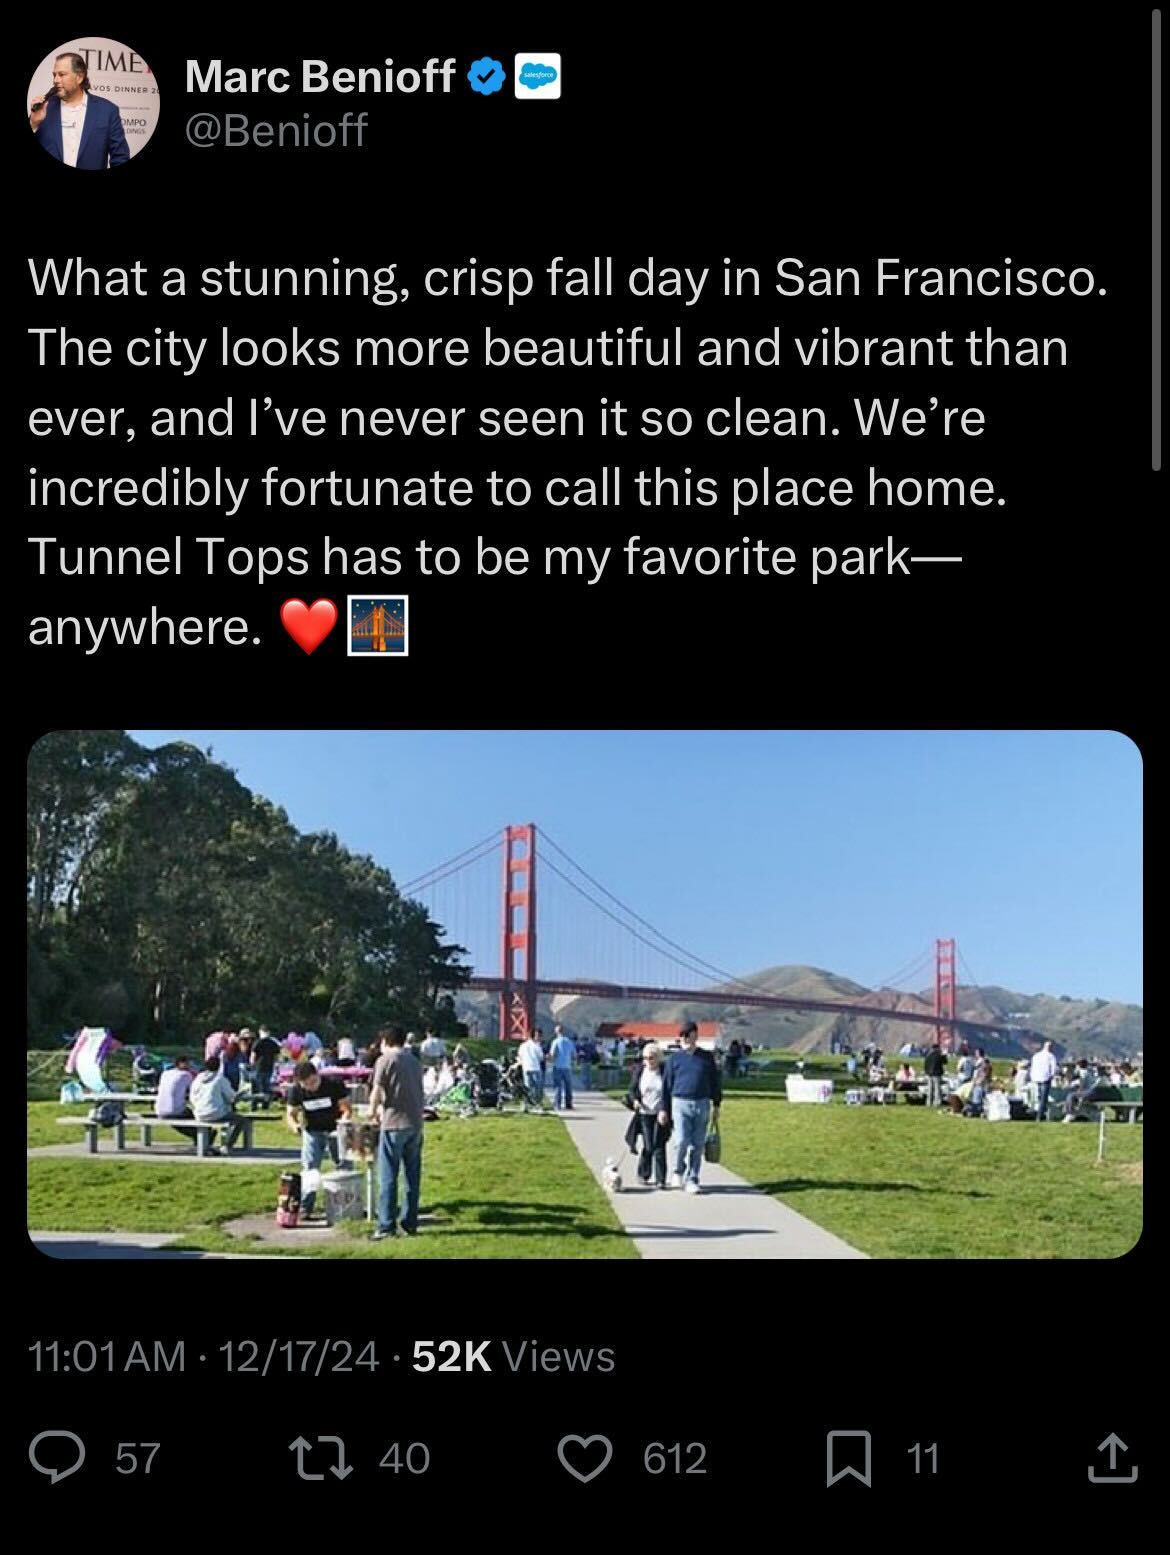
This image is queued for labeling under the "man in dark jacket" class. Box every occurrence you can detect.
[923,1040,946,1107]
[664,1023,722,1194]
[250,1026,281,1104]
[29,54,131,169]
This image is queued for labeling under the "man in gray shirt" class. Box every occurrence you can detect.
[371,1026,426,1240]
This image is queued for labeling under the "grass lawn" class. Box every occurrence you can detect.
[29,1047,1144,1257]
[27,1106,635,1259]
[720,1092,1143,1258]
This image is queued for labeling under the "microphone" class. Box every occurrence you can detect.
[32,84,58,112]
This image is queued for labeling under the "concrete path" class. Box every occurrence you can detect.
[31,1231,270,1260]
[559,1091,866,1259]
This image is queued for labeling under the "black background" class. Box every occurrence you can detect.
[18,10,1149,1511]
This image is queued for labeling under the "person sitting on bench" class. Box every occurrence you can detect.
[190,1054,244,1153]
[155,1055,199,1144]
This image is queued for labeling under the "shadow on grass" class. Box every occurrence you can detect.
[319,1196,628,1240]
[427,1198,586,1221]
[393,1223,630,1241]
[746,1179,992,1199]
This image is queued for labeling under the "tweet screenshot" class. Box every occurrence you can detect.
[21,15,1151,1511]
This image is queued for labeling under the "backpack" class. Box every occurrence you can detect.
[88,1100,125,1127]
[276,1171,302,1228]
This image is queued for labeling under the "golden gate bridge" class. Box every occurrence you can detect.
[351,603,405,651]
[403,824,1043,1048]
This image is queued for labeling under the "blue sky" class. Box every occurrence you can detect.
[129,730,1142,1004]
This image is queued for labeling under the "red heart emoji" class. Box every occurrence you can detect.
[280,598,338,654]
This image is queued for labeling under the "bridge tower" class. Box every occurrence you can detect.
[372,604,386,652]
[499,824,537,1041]
[935,938,957,1050]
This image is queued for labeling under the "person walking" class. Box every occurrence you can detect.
[1030,1039,1059,1121]
[577,1033,598,1091]
[665,1023,722,1194]
[550,1024,577,1110]
[371,1028,425,1239]
[518,1031,546,1111]
[626,1042,671,1188]
[923,1040,946,1107]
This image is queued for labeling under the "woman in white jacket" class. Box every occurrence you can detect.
[189,1055,244,1153]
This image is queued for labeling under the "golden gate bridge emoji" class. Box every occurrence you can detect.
[348,597,408,655]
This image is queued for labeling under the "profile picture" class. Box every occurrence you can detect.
[27,38,159,169]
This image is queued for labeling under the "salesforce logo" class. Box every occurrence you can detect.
[519,62,557,89]
[514,53,561,99]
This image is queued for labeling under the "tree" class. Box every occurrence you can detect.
[26,733,470,1047]
[26,730,148,931]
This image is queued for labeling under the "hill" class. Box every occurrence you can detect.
[455,965,1142,1060]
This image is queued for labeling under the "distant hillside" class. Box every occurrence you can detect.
[455,965,1142,1060]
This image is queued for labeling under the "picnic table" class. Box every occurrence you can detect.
[1097,1099,1144,1122]
[57,1110,280,1155]
[62,1092,156,1104]
[1061,1086,1144,1124]
[1095,1095,1145,1161]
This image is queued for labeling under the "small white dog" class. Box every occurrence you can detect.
[602,1156,623,1193]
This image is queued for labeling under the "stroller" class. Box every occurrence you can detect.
[472,1060,504,1111]
[434,1078,478,1119]
[132,1049,162,1094]
[500,1059,541,1111]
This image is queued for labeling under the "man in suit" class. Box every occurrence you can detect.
[29,53,130,169]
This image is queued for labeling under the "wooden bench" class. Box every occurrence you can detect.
[57,1113,279,1155]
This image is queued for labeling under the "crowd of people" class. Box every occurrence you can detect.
[141,1015,734,1234]
[843,1037,1142,1120]
[105,1016,1144,1245]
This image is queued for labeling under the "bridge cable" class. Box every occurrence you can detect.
[539,853,737,988]
[400,833,503,894]
[867,945,935,996]
[956,945,981,988]
[401,840,502,900]
[539,835,789,998]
